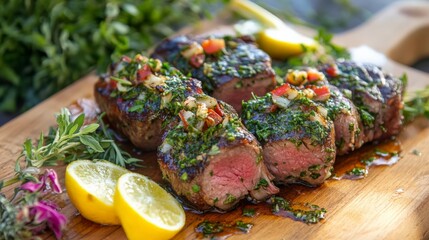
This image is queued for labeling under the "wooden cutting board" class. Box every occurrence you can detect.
[1,1,429,239]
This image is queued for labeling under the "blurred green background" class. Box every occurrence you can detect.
[0,0,428,125]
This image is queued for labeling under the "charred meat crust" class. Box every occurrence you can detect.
[158,101,278,211]
[151,35,276,111]
[323,85,364,155]
[321,60,403,143]
[95,57,204,151]
[95,81,164,150]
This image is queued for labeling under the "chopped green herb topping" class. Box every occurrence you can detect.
[360,157,376,166]
[223,194,237,205]
[195,220,253,237]
[235,221,253,233]
[254,178,269,190]
[270,196,327,224]
[346,167,367,177]
[242,94,330,146]
[242,208,256,217]
[108,56,195,118]
[163,108,246,180]
[164,36,270,94]
[196,220,224,236]
[192,184,200,193]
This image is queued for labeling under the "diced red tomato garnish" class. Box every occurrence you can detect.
[270,83,291,96]
[179,110,189,129]
[307,69,324,82]
[325,65,339,77]
[205,109,223,127]
[268,104,278,113]
[109,79,117,89]
[189,54,205,68]
[201,38,226,54]
[214,104,224,117]
[136,64,152,82]
[120,56,131,63]
[312,85,331,101]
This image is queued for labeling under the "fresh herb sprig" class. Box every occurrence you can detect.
[27,108,141,168]
[402,74,429,123]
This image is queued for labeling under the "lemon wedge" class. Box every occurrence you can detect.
[65,160,129,225]
[114,173,186,240]
[258,28,317,59]
[229,0,318,59]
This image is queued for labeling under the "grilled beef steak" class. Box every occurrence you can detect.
[283,68,364,155]
[159,100,278,211]
[95,55,203,151]
[320,60,403,143]
[151,35,276,112]
[242,84,336,186]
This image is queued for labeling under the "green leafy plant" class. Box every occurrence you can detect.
[0,0,224,113]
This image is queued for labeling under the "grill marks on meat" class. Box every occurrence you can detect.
[321,60,403,143]
[94,56,203,151]
[151,35,276,112]
[159,102,278,211]
[242,92,336,186]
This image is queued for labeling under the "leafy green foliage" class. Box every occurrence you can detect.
[0,0,223,113]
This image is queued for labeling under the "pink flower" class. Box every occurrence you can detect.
[44,169,62,193]
[30,201,67,239]
[21,181,43,192]
[20,169,62,193]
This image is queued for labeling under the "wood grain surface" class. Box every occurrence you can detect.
[1,1,429,239]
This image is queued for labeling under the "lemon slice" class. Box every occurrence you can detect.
[114,173,185,240]
[65,160,129,225]
[229,0,318,59]
[258,28,317,59]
